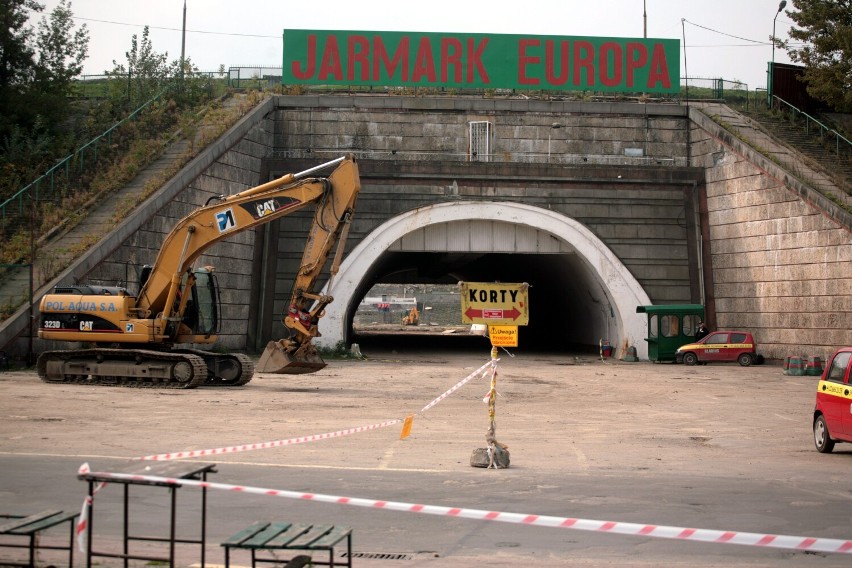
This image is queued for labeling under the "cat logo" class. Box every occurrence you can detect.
[255,198,278,218]
[80,321,94,331]
[239,197,299,220]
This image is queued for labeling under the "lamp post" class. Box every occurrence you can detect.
[769,0,787,106]
[547,122,562,162]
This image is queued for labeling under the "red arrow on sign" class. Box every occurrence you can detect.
[465,307,523,320]
[465,307,483,319]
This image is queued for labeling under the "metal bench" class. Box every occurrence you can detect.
[0,510,79,567]
[222,521,352,568]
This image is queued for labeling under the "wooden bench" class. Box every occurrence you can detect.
[222,521,352,568]
[0,510,79,567]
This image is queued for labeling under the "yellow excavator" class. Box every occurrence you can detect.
[36,155,361,388]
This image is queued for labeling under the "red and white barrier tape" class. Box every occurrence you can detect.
[138,359,494,461]
[420,359,494,413]
[75,466,852,555]
[78,358,497,548]
[137,419,401,461]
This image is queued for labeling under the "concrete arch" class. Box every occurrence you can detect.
[318,201,651,359]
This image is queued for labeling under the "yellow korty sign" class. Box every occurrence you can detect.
[460,282,529,325]
[489,325,518,347]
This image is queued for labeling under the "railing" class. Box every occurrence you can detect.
[0,89,168,230]
[770,95,852,157]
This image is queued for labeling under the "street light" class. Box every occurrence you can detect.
[547,122,562,162]
[770,0,787,103]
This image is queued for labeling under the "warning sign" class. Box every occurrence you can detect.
[460,282,529,326]
[489,325,518,347]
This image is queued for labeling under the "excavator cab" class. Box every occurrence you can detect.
[181,268,219,338]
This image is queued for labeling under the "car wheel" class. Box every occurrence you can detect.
[814,415,835,453]
[683,352,698,366]
[737,353,753,367]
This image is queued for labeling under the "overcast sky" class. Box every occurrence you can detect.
[34,0,798,90]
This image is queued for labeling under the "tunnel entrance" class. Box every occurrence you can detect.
[350,252,606,353]
[318,201,651,359]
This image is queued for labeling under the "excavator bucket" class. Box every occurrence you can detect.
[256,340,327,375]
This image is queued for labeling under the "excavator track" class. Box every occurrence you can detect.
[37,349,207,389]
[175,349,255,386]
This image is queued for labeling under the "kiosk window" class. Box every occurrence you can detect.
[684,315,700,337]
[661,315,679,338]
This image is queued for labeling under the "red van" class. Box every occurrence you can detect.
[813,347,852,453]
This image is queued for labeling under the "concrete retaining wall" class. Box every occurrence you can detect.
[13,93,848,362]
[689,108,852,361]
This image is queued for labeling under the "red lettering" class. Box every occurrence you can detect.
[467,38,490,83]
[412,37,437,82]
[518,39,540,85]
[441,38,463,83]
[572,40,595,86]
[599,42,622,87]
[347,35,370,81]
[291,34,316,80]
[317,36,342,81]
[625,43,648,88]
[647,43,671,88]
[373,36,409,81]
[544,39,569,86]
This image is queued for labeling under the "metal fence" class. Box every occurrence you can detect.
[0,89,168,232]
[771,95,852,158]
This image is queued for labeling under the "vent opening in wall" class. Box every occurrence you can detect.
[469,121,492,162]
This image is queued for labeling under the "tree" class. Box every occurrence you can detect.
[0,0,44,138]
[0,0,88,144]
[35,0,88,95]
[107,26,172,107]
[0,0,88,198]
[779,0,852,112]
[31,0,89,132]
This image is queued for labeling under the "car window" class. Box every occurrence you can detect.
[705,332,727,345]
[827,352,851,383]
[730,333,747,343]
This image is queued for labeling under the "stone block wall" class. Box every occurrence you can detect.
[274,97,688,164]
[690,114,852,361]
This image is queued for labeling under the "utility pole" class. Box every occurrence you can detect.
[643,0,647,38]
[180,0,187,84]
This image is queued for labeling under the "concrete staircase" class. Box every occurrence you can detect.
[0,93,270,361]
[742,109,852,196]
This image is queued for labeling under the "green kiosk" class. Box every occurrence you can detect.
[636,304,705,362]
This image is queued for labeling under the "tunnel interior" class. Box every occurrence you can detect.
[348,250,615,353]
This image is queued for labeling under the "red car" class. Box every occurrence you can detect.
[813,347,852,453]
[675,331,758,366]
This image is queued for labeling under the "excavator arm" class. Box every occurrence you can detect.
[138,155,359,322]
[139,153,360,372]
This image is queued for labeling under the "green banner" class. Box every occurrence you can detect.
[283,29,680,94]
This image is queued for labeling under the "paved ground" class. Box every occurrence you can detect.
[1,345,851,567]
